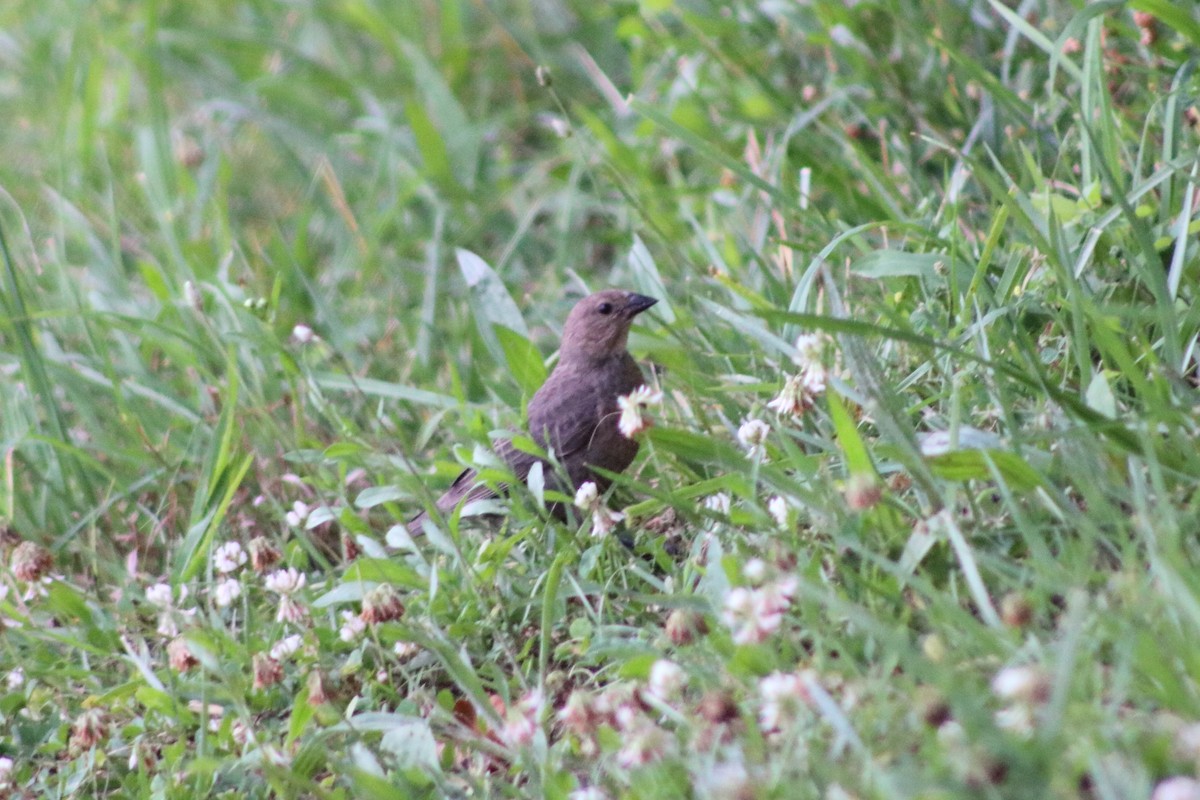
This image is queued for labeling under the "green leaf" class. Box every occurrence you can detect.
[400,39,479,190]
[850,250,970,281]
[286,686,315,746]
[176,453,253,582]
[728,643,779,677]
[355,485,408,508]
[311,581,374,607]
[339,559,425,590]
[827,390,873,477]
[495,325,547,395]
[457,248,529,369]
[1085,372,1117,418]
[924,450,1043,491]
[644,427,746,467]
[405,99,454,189]
[617,652,660,679]
[135,686,186,718]
[379,715,440,772]
[44,582,93,625]
[314,372,462,409]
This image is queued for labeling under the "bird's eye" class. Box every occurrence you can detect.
[597,302,613,315]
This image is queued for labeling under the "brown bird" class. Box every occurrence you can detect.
[407,289,657,535]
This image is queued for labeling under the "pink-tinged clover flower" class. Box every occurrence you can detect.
[617,385,663,438]
[574,481,625,537]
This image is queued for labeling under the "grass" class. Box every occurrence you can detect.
[1,0,1199,797]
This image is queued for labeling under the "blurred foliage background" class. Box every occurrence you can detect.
[2,0,1200,797]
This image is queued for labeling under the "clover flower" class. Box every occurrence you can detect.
[737,418,770,458]
[214,541,247,574]
[758,670,815,732]
[574,481,625,537]
[617,385,663,438]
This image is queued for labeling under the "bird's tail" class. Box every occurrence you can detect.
[405,468,499,538]
[404,512,428,537]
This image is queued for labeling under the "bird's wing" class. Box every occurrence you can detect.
[405,439,542,535]
[525,367,606,462]
[407,357,641,535]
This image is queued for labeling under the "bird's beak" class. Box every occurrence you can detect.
[624,293,658,317]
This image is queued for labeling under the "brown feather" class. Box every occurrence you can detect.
[407,289,655,535]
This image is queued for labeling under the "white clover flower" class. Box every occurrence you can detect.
[276,597,308,625]
[1176,722,1200,762]
[768,496,789,527]
[707,757,751,800]
[573,482,599,509]
[393,641,420,659]
[617,385,663,438]
[213,577,242,608]
[213,541,247,574]
[737,418,771,458]
[500,690,544,748]
[703,492,731,515]
[265,568,308,624]
[990,665,1048,703]
[291,323,317,344]
[720,588,762,644]
[542,114,570,139]
[612,703,640,732]
[590,506,625,537]
[801,362,828,396]
[774,334,829,410]
[19,576,55,603]
[1153,777,1200,800]
[269,634,304,661]
[338,610,367,642]
[6,668,24,691]
[793,333,824,369]
[742,558,768,584]
[163,603,194,629]
[146,583,174,608]
[0,756,12,790]
[213,575,241,606]
[720,575,796,645]
[615,716,670,768]
[573,480,626,537]
[758,670,813,732]
[568,788,607,800]
[646,659,686,702]
[761,574,798,607]
[617,399,646,438]
[264,568,306,595]
[991,664,1049,737]
[284,501,310,528]
[147,583,196,637]
[557,690,595,736]
[766,373,811,418]
[995,704,1034,736]
[156,615,179,638]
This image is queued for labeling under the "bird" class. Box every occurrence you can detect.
[407,289,657,535]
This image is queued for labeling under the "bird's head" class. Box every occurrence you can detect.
[559,289,657,362]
